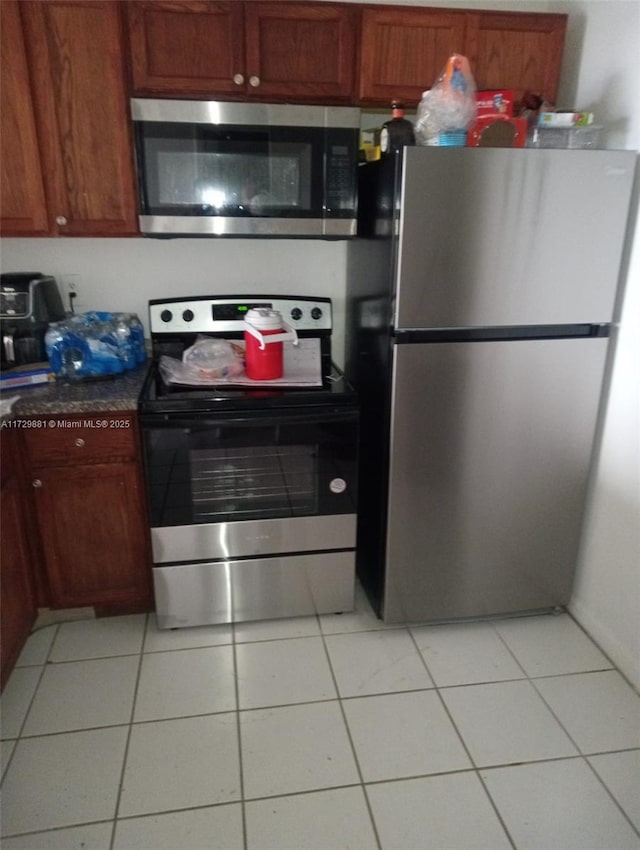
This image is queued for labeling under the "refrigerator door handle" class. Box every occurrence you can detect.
[393,324,610,344]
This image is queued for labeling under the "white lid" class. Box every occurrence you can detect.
[245,308,283,331]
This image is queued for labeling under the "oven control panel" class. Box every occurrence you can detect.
[149,296,333,335]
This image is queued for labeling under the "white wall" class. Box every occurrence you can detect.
[2,0,638,684]
[0,239,349,367]
[549,0,639,688]
[573,200,640,688]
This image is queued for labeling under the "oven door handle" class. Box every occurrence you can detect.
[140,408,358,431]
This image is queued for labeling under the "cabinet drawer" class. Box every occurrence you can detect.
[22,415,138,466]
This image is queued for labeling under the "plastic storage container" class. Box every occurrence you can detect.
[528,126,602,149]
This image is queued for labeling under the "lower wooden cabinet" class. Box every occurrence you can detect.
[1,435,37,691]
[30,462,153,612]
[22,414,154,615]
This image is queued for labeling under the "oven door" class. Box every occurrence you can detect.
[141,406,359,626]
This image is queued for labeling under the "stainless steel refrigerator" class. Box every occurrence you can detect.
[346,147,636,624]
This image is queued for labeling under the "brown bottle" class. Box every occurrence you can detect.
[380,101,415,154]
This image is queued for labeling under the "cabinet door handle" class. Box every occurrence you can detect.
[75,437,85,447]
[249,75,260,87]
[233,73,244,85]
[56,215,68,226]
[32,479,43,488]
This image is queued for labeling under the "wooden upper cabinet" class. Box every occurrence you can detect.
[128,1,357,102]
[0,1,49,236]
[20,1,138,236]
[244,3,356,101]
[359,6,467,107]
[128,1,245,96]
[465,11,567,106]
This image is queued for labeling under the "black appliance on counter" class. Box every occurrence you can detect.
[138,295,359,629]
[1,273,65,370]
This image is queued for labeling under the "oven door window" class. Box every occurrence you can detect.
[136,123,323,219]
[143,412,358,527]
[190,444,316,521]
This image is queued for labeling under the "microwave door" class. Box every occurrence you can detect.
[132,101,359,237]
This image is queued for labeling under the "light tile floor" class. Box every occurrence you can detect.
[1,583,639,850]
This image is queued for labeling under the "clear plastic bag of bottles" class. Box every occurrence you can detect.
[45,311,146,380]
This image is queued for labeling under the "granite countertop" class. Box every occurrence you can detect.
[1,362,150,417]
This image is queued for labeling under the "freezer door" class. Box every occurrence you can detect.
[383,336,608,623]
[395,148,635,328]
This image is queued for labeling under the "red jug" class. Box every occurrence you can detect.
[243,309,299,380]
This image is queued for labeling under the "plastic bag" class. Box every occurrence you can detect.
[159,337,245,385]
[415,54,477,144]
[45,311,146,380]
[182,336,244,374]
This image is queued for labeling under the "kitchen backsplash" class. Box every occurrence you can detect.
[0,238,349,368]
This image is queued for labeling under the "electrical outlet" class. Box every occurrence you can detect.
[62,273,81,295]
[61,274,84,313]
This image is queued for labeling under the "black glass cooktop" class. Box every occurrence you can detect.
[139,359,357,415]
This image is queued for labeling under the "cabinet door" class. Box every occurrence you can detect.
[0,1,49,236]
[1,443,37,692]
[128,0,245,96]
[245,2,357,102]
[359,7,467,106]
[31,463,153,612]
[20,1,138,236]
[465,12,567,106]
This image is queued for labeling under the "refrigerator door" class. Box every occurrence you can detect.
[395,148,635,329]
[383,336,608,623]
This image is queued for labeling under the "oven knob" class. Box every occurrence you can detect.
[291,308,302,321]
[160,309,173,323]
[182,309,194,322]
[311,307,323,320]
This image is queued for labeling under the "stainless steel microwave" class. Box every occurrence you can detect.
[131,99,360,238]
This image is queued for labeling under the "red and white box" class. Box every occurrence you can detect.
[475,90,515,118]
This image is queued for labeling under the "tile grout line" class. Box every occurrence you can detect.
[565,609,640,697]
[2,606,639,844]
[318,610,384,850]
[231,620,248,850]
[407,625,519,850]
[583,754,640,841]
[7,751,637,845]
[15,624,60,736]
[491,618,640,841]
[0,624,60,788]
[523,664,640,842]
[108,613,149,850]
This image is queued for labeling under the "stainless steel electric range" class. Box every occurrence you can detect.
[138,295,359,628]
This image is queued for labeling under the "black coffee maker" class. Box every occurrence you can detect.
[1,273,66,370]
